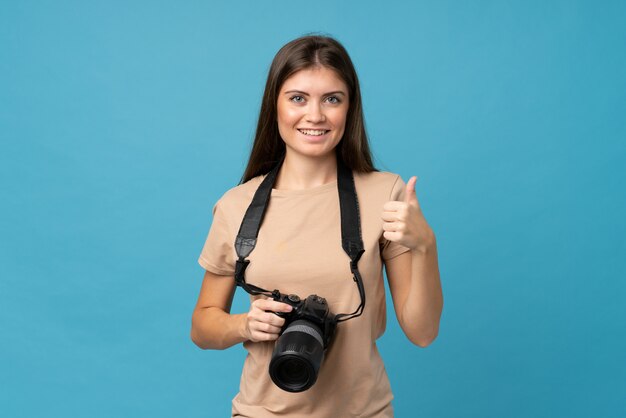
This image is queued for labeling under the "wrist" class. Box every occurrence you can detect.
[413,229,436,255]
[237,313,251,342]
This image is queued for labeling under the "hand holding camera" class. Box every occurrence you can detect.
[240,291,337,392]
[242,297,293,343]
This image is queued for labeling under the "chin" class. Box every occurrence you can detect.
[287,146,335,159]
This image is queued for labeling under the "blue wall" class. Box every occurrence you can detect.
[1,1,625,417]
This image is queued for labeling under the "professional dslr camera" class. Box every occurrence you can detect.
[268,292,337,392]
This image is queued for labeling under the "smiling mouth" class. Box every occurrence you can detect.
[297,129,330,136]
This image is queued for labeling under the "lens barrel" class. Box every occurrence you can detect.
[269,319,325,392]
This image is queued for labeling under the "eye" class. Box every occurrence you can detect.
[289,95,305,103]
[326,96,341,104]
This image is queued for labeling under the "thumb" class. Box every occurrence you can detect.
[404,176,418,204]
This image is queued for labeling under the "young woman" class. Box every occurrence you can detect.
[191,34,443,418]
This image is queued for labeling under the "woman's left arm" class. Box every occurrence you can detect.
[381,176,443,347]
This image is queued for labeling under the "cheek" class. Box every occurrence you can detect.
[277,104,299,124]
[330,108,348,128]
[283,108,302,123]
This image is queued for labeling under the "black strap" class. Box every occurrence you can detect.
[234,153,366,322]
[334,156,365,321]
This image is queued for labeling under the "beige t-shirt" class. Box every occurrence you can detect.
[198,169,411,418]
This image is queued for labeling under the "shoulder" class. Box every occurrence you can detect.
[353,170,405,198]
[214,174,265,213]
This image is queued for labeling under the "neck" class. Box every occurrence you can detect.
[274,151,338,191]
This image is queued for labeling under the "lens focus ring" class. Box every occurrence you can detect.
[281,323,323,347]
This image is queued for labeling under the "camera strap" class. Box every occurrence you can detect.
[234,152,366,322]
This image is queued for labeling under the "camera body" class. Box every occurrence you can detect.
[268,292,338,392]
[272,293,337,346]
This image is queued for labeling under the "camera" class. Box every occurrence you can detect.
[268,293,337,392]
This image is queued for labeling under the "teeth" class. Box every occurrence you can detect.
[299,129,327,136]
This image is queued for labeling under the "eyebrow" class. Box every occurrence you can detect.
[283,90,347,96]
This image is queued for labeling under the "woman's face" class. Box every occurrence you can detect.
[276,66,349,160]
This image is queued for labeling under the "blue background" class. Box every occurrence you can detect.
[1,1,625,417]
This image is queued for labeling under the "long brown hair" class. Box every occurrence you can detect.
[239,33,379,185]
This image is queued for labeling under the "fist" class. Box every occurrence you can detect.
[381,176,435,253]
[242,297,293,343]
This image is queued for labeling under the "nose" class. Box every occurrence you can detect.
[306,102,326,123]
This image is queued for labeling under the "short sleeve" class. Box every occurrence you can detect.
[380,175,412,261]
[198,197,236,275]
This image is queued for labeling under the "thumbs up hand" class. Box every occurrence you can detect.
[381,176,435,253]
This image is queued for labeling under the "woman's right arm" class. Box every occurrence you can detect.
[190,269,293,350]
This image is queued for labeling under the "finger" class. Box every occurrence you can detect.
[250,295,270,309]
[256,321,283,334]
[381,211,401,222]
[382,201,405,212]
[382,221,399,232]
[251,330,278,342]
[254,299,294,313]
[404,176,418,204]
[263,312,287,327]
[383,230,402,241]
[249,311,285,329]
[265,323,283,334]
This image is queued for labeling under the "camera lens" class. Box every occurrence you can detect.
[269,319,325,392]
[275,357,311,386]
